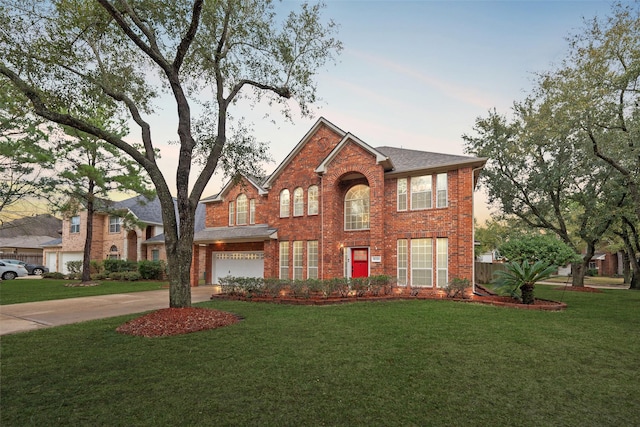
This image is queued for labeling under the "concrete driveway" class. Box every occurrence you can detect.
[0,285,217,336]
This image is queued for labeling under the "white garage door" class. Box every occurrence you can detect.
[61,252,83,274]
[46,252,58,273]
[212,252,264,284]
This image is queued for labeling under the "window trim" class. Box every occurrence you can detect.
[280,189,290,218]
[307,240,318,279]
[344,184,370,231]
[228,201,235,226]
[410,175,432,210]
[70,216,80,234]
[436,238,448,287]
[279,241,289,279]
[397,178,407,211]
[308,185,319,216]
[236,194,248,225]
[397,239,408,286]
[411,238,433,287]
[293,187,304,217]
[436,173,448,208]
[109,216,121,234]
[249,199,256,224]
[293,241,303,280]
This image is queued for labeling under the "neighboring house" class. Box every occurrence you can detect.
[43,195,205,274]
[0,214,62,264]
[191,117,487,288]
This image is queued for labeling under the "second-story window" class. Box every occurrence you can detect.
[228,201,234,226]
[397,178,407,211]
[280,189,290,218]
[236,194,248,225]
[345,184,370,230]
[308,185,319,215]
[411,175,432,210]
[249,199,256,224]
[436,173,448,208]
[109,216,121,233]
[70,216,80,233]
[293,187,304,217]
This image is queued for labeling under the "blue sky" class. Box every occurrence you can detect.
[146,0,615,220]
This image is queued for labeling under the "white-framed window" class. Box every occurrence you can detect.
[411,238,433,287]
[345,184,370,230]
[397,178,407,211]
[279,241,289,279]
[228,201,235,226]
[109,216,121,233]
[307,241,318,279]
[411,175,432,210]
[308,185,319,215]
[236,194,248,225]
[280,189,290,218]
[436,173,448,208]
[151,249,160,261]
[70,216,80,234]
[249,199,256,224]
[293,241,303,280]
[397,239,408,286]
[293,187,304,217]
[436,238,448,287]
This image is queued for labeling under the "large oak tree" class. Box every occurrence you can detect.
[0,0,341,307]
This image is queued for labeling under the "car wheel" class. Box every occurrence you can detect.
[2,271,17,280]
[32,268,44,275]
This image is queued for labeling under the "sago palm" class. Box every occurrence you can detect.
[493,260,556,304]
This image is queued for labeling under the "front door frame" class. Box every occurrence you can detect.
[346,246,369,279]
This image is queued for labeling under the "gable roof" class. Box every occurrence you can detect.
[315,133,394,174]
[0,214,62,239]
[376,146,487,176]
[263,117,346,189]
[142,202,206,244]
[111,195,164,225]
[201,174,268,204]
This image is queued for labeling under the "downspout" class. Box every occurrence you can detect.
[471,166,484,295]
[320,174,324,279]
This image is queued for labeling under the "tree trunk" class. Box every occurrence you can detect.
[622,250,631,284]
[520,283,535,305]
[81,182,95,283]
[629,272,640,290]
[571,262,586,287]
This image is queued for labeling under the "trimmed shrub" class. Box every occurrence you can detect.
[103,259,137,274]
[42,272,66,280]
[138,260,165,280]
[109,271,141,281]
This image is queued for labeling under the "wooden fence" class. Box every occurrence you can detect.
[475,262,506,284]
[0,253,44,265]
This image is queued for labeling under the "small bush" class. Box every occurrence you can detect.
[66,261,83,275]
[42,272,66,280]
[445,277,470,298]
[103,259,137,274]
[108,271,141,281]
[89,260,103,274]
[138,260,165,280]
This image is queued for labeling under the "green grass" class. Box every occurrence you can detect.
[0,279,167,305]
[2,286,639,426]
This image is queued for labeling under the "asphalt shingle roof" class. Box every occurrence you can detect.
[194,224,277,243]
[376,146,485,174]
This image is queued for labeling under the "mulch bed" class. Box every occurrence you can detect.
[116,307,241,337]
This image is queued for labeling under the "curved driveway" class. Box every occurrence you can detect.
[0,285,217,336]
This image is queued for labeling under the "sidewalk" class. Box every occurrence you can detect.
[0,285,217,336]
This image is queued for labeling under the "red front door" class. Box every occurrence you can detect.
[351,248,369,278]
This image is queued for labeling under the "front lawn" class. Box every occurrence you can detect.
[2,286,638,426]
[0,278,167,305]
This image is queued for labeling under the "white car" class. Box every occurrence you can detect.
[0,261,29,280]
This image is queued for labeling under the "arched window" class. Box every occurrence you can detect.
[236,194,248,225]
[308,185,319,215]
[344,184,370,230]
[293,187,304,217]
[280,189,290,218]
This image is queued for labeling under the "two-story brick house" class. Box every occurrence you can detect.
[191,117,486,289]
[42,195,197,274]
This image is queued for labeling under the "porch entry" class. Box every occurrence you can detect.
[350,248,369,278]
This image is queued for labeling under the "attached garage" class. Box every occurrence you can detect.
[211,251,264,284]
